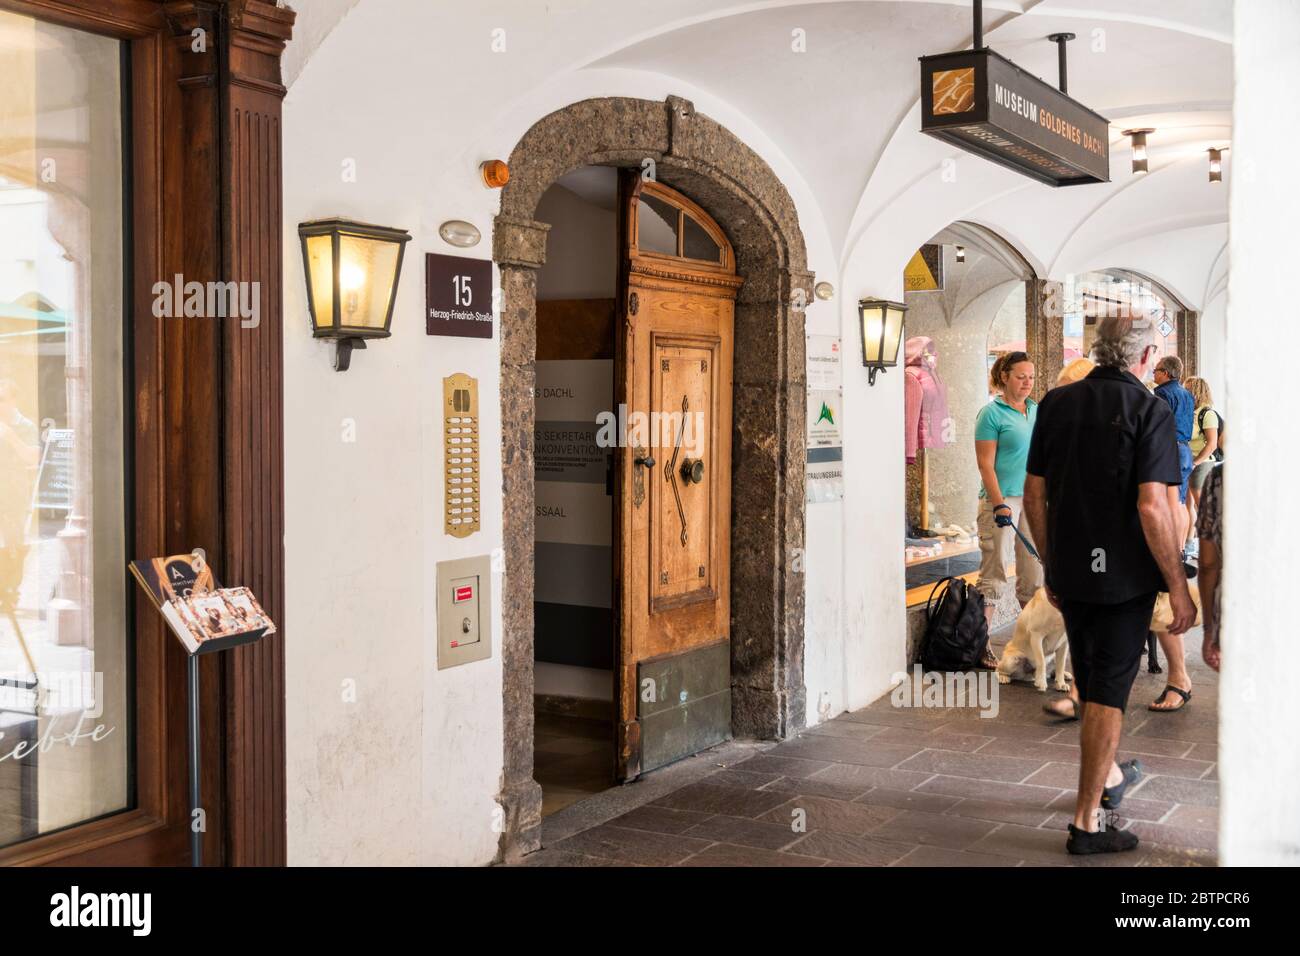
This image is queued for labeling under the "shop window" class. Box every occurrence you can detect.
[0,11,129,849]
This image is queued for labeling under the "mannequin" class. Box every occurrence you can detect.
[903,336,951,464]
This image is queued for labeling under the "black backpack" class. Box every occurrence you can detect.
[1198,407,1224,461]
[921,576,989,672]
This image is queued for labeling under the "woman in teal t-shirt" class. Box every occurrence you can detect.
[973,351,1043,649]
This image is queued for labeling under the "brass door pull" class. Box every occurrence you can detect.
[680,458,705,484]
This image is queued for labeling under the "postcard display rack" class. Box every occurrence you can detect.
[130,553,277,865]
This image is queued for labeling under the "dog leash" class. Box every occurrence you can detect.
[995,510,1041,561]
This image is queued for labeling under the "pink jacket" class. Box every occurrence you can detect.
[904,336,951,462]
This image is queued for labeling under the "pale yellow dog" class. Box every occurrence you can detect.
[996,585,1201,691]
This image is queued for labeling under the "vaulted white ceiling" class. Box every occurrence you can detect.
[286,0,1233,305]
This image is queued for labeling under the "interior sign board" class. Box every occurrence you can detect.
[920,48,1110,187]
[904,244,944,292]
[426,252,493,338]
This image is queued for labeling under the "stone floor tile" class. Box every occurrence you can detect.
[607,805,714,835]
[854,787,961,813]
[898,748,1046,783]
[769,734,924,768]
[705,768,783,789]
[650,781,790,817]
[935,717,1061,741]
[944,798,1056,828]
[758,794,900,835]
[810,762,935,792]
[1046,791,1175,823]
[1123,820,1218,851]
[729,753,833,779]
[553,824,713,866]
[803,720,888,741]
[1022,762,1085,788]
[869,726,993,753]
[1128,774,1219,807]
[1164,804,1219,831]
[676,843,827,867]
[785,830,914,866]
[761,774,873,801]
[871,808,999,849]
[891,844,1020,867]
[916,774,1064,807]
[682,814,804,851]
[1137,845,1217,866]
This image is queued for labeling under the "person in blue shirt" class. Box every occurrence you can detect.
[973,351,1043,662]
[1152,355,1195,553]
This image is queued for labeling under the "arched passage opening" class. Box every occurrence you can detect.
[900,222,1057,643]
[492,95,813,858]
[1068,268,1198,377]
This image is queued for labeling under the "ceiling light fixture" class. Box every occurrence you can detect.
[1123,128,1154,175]
[1208,146,1227,183]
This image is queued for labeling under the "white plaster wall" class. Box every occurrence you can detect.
[1221,0,1300,866]
[535,183,616,301]
[281,0,837,865]
[279,0,1240,866]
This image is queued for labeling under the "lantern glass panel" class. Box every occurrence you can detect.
[861,305,884,363]
[882,305,905,364]
[338,233,400,331]
[305,233,335,331]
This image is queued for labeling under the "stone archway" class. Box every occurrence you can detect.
[492,95,814,859]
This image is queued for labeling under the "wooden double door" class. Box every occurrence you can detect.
[614,178,741,780]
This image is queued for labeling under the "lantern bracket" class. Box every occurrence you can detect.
[334,336,367,372]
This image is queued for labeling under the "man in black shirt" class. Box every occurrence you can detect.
[1024,316,1196,855]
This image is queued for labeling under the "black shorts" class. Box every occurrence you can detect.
[1059,591,1158,712]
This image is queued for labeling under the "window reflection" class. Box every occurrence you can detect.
[0,11,129,848]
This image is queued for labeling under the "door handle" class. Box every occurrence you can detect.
[680,458,704,484]
[634,454,656,468]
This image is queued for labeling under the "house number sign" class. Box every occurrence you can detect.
[426,252,493,338]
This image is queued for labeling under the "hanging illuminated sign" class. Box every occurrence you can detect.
[919,48,1110,187]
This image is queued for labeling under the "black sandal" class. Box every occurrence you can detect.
[1149,684,1191,712]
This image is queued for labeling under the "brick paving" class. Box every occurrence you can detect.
[520,627,1219,867]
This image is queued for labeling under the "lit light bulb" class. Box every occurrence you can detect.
[340,262,365,292]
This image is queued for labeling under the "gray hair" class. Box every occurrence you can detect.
[1156,354,1183,381]
[1090,316,1152,369]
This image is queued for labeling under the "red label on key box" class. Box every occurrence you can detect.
[453,585,474,603]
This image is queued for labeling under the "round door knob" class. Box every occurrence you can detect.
[681,458,705,484]
[634,454,656,468]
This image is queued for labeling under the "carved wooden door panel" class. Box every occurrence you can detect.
[617,180,740,780]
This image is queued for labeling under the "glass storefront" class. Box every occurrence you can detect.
[0,10,129,848]
[1064,270,1180,364]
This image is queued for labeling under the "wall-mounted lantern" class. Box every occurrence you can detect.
[955,245,966,263]
[1207,146,1226,183]
[1123,128,1154,174]
[299,217,411,371]
[858,298,907,386]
